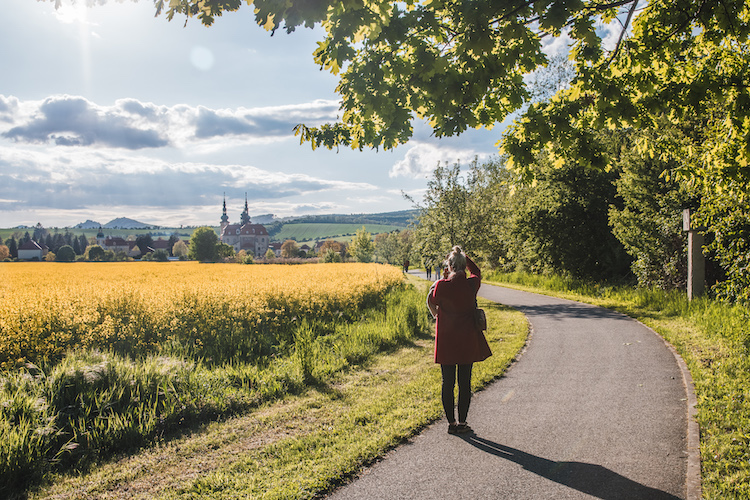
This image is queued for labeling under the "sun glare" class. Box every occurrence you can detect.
[53,2,90,25]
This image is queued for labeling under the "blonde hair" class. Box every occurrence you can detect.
[446,246,466,272]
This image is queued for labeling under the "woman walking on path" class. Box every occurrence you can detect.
[427,246,492,434]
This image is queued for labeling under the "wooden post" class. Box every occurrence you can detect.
[683,209,705,300]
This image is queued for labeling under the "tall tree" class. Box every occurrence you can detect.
[188,227,220,262]
[172,240,189,259]
[167,234,180,256]
[349,226,375,263]
[374,232,401,265]
[608,127,696,290]
[135,234,154,256]
[411,162,469,254]
[33,223,47,242]
[695,182,750,303]
[77,235,88,255]
[410,157,516,268]
[508,149,630,280]
[5,237,18,259]
[280,240,299,258]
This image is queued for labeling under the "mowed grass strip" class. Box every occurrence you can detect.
[31,297,527,500]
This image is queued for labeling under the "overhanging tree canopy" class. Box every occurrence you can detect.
[53,1,750,185]
[153,1,747,172]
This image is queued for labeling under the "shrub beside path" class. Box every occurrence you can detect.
[327,279,699,499]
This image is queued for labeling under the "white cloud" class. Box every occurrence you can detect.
[599,18,625,53]
[541,29,574,58]
[0,145,375,218]
[0,94,340,149]
[389,143,484,179]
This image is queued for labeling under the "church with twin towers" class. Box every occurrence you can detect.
[219,194,270,257]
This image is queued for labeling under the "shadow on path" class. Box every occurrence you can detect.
[462,435,681,500]
[480,299,628,322]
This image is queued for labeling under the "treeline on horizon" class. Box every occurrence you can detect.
[283,210,416,226]
[3,229,90,259]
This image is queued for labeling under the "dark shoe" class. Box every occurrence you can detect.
[448,423,458,434]
[455,423,473,434]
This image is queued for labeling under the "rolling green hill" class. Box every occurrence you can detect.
[270,223,404,243]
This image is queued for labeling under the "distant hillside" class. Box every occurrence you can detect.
[251,214,275,224]
[270,223,405,243]
[75,220,102,229]
[104,218,158,230]
[283,210,417,226]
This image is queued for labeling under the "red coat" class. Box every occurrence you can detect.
[429,258,492,365]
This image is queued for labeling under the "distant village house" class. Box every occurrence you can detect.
[95,232,140,258]
[18,240,48,260]
[95,230,183,258]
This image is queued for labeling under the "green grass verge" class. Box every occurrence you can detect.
[484,270,750,500]
[27,280,527,499]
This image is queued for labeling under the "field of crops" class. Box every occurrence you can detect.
[1,262,420,495]
[0,262,405,371]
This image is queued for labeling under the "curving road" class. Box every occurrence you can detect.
[326,280,697,500]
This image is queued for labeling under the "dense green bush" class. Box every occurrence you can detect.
[55,245,76,262]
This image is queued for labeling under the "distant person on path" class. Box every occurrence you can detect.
[403,258,410,273]
[427,246,492,434]
[425,258,432,280]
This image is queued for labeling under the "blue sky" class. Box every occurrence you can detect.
[0,0,586,228]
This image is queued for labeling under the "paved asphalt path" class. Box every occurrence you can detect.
[326,276,695,500]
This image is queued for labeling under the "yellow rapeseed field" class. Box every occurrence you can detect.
[0,262,404,370]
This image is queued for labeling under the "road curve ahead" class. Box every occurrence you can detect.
[327,282,691,500]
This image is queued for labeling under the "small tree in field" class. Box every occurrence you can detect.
[188,226,220,262]
[265,248,276,260]
[322,248,342,263]
[217,242,235,260]
[152,249,170,262]
[56,245,76,262]
[235,249,254,264]
[85,245,106,262]
[0,245,9,261]
[281,240,299,258]
[172,240,188,259]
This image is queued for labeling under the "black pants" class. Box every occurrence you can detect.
[441,363,473,423]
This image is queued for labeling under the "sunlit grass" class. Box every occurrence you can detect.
[27,292,527,500]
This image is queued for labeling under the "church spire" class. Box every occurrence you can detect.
[240,192,251,225]
[220,193,229,225]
